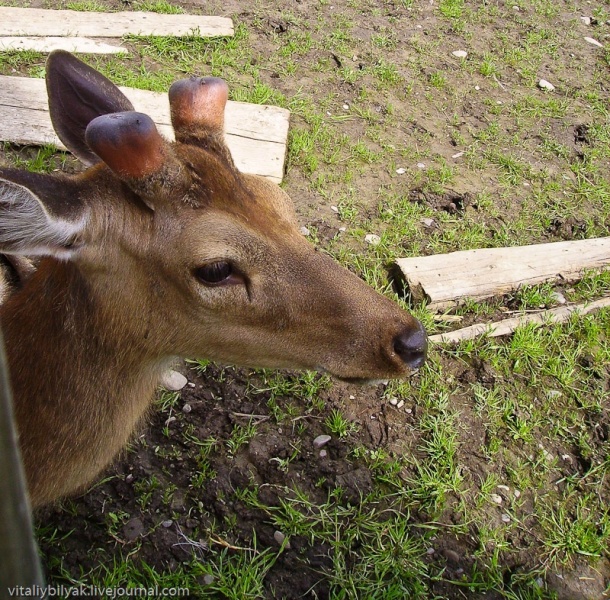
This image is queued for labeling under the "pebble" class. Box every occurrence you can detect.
[421,217,435,228]
[514,489,521,498]
[389,397,398,406]
[426,547,435,555]
[161,370,188,391]
[501,513,511,523]
[300,226,310,236]
[497,484,510,493]
[474,85,480,90]
[203,575,215,585]
[405,408,412,414]
[313,434,332,449]
[274,530,286,545]
[452,50,468,58]
[162,520,173,528]
[396,167,406,174]
[580,16,592,25]
[126,474,134,483]
[343,103,349,110]
[490,493,503,505]
[584,36,603,48]
[365,234,381,245]
[187,382,196,388]
[451,151,464,159]
[330,205,339,213]
[551,291,566,305]
[396,400,405,409]
[538,79,555,91]
[319,449,327,458]
[416,162,426,169]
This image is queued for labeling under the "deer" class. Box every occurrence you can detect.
[0,51,427,509]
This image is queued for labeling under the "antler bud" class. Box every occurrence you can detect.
[85,112,189,208]
[169,77,229,141]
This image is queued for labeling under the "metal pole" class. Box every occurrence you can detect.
[0,327,44,598]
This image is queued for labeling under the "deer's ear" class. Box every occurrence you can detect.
[46,50,134,166]
[0,174,88,259]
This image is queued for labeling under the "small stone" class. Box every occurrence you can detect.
[349,395,355,400]
[538,79,555,91]
[330,205,339,213]
[313,434,332,449]
[319,449,328,458]
[474,85,480,90]
[187,382,196,388]
[365,234,381,245]
[497,484,510,493]
[300,226,310,236]
[125,474,134,483]
[343,103,349,110]
[416,162,426,169]
[389,397,398,406]
[182,403,192,414]
[405,408,412,414]
[161,370,188,391]
[421,217,435,228]
[501,513,511,523]
[451,151,464,159]
[426,547,435,555]
[162,519,173,528]
[584,36,603,48]
[490,493,503,505]
[396,400,405,409]
[338,227,346,232]
[551,291,566,305]
[514,489,521,498]
[581,16,592,25]
[452,50,468,58]
[513,5,519,10]
[396,167,406,174]
[203,575,215,585]
[274,530,286,545]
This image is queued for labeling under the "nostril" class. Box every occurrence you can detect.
[393,323,428,369]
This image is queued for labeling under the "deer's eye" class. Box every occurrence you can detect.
[194,261,234,286]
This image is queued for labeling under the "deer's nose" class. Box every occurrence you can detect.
[393,322,428,369]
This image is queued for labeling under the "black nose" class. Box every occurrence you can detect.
[393,322,428,369]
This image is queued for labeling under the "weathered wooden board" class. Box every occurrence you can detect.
[0,37,126,54]
[0,7,233,38]
[396,238,610,311]
[0,76,289,183]
[430,297,610,345]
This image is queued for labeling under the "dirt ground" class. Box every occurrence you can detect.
[2,0,610,598]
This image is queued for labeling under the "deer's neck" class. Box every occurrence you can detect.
[0,259,167,506]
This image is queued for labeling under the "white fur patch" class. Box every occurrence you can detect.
[0,179,88,259]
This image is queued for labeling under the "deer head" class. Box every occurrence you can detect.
[0,51,427,506]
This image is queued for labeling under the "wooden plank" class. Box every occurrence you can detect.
[430,297,610,345]
[396,239,610,311]
[0,76,289,183]
[0,7,233,38]
[0,37,127,54]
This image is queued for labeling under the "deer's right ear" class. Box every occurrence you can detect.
[46,50,134,166]
[0,175,88,260]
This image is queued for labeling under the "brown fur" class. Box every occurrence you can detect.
[0,52,426,507]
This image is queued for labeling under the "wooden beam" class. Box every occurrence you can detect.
[0,76,289,183]
[430,297,610,345]
[0,7,234,38]
[0,37,127,54]
[396,238,610,311]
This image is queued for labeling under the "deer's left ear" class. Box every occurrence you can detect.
[46,50,134,166]
[0,172,89,259]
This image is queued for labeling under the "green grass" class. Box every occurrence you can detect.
[4,0,610,597]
